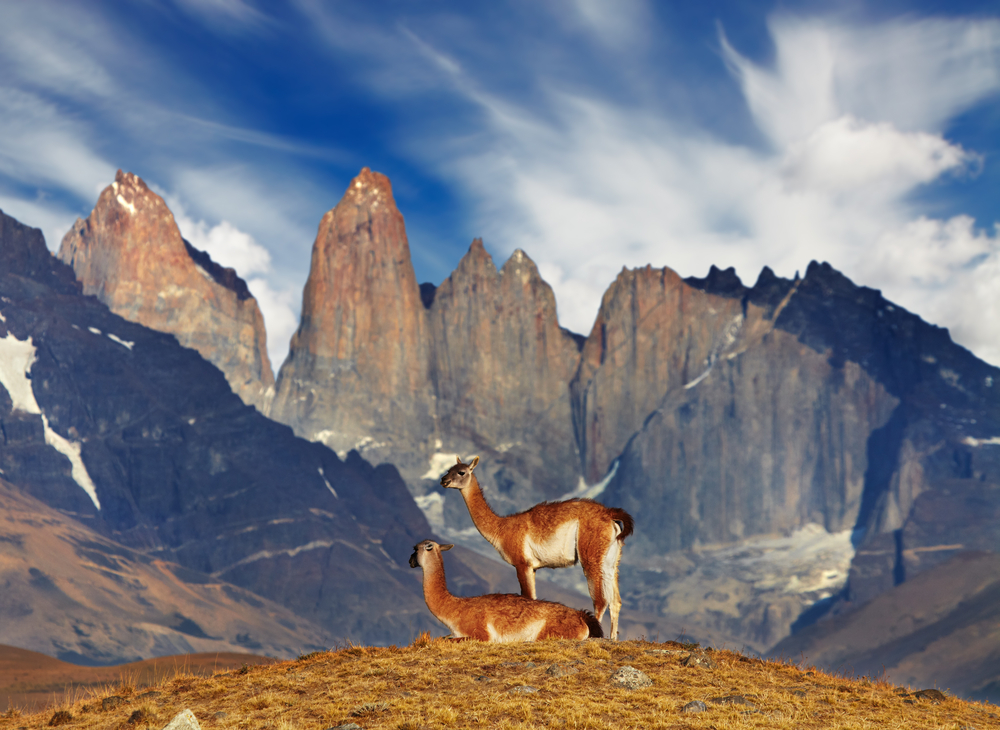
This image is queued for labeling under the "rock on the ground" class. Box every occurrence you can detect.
[161,709,201,730]
[680,700,707,713]
[681,653,718,669]
[609,666,652,689]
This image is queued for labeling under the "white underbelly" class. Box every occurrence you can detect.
[524,520,579,568]
[487,619,545,642]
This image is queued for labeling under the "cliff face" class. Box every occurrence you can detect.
[269,168,434,459]
[270,172,585,507]
[590,260,1000,650]
[427,241,582,501]
[570,265,750,484]
[589,265,899,553]
[57,171,274,411]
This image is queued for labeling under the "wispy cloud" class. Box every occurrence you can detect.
[405,13,1000,366]
[172,0,273,34]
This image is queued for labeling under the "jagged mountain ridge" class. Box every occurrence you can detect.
[58,171,274,411]
[0,209,506,653]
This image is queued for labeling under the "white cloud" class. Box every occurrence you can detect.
[418,14,1000,366]
[168,196,300,367]
[246,276,299,370]
[0,88,117,203]
[723,15,1000,144]
[781,115,974,197]
[0,4,118,101]
[172,0,271,33]
[172,200,272,276]
[569,0,650,50]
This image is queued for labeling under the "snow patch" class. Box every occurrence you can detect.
[107,333,134,350]
[0,310,5,322]
[562,459,619,500]
[313,429,337,445]
[116,194,136,215]
[218,540,335,572]
[963,435,1000,447]
[422,452,462,480]
[0,334,100,509]
[88,327,101,335]
[318,466,338,498]
[414,492,445,531]
[41,414,101,510]
[0,333,42,414]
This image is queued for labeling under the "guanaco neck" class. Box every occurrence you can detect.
[460,475,505,547]
[422,555,459,617]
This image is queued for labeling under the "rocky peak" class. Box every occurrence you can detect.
[57,171,275,411]
[269,167,434,461]
[571,264,745,482]
[427,241,582,503]
[341,166,395,207]
[0,211,78,295]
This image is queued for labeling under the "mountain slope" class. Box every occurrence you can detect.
[0,479,330,664]
[770,551,1000,703]
[0,209,498,651]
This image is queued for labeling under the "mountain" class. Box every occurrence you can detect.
[0,209,500,652]
[770,551,1000,703]
[589,262,1000,647]
[266,168,1000,657]
[58,171,274,411]
[0,477,330,664]
[270,170,584,511]
[268,167,435,472]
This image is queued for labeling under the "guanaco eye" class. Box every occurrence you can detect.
[425,544,432,550]
[458,470,466,476]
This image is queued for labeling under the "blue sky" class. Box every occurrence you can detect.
[1,1,999,368]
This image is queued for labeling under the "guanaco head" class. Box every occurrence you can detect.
[408,539,454,568]
[439,456,479,490]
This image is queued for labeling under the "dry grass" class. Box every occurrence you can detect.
[1,636,996,730]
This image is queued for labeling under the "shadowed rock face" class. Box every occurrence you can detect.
[269,167,434,459]
[570,265,751,484]
[0,478,334,663]
[586,265,899,554]
[57,171,274,411]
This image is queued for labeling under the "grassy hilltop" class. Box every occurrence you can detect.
[1,637,997,730]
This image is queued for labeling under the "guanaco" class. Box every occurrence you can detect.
[409,539,603,641]
[439,456,633,639]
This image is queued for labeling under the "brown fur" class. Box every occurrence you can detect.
[439,456,633,639]
[409,540,602,642]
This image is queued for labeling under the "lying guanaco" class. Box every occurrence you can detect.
[409,539,603,641]
[440,456,633,639]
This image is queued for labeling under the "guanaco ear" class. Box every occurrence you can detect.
[456,456,462,465]
[469,456,479,470]
[440,543,454,551]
